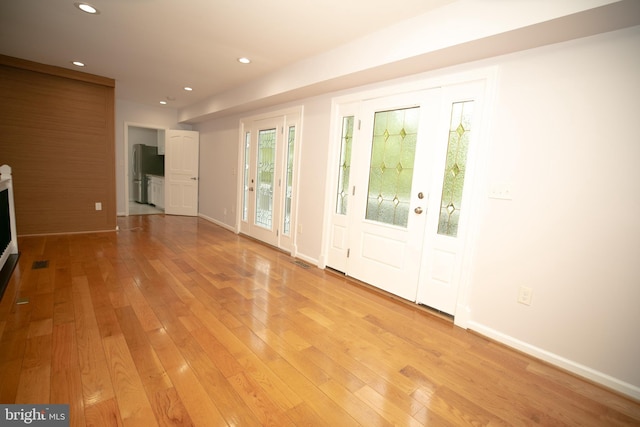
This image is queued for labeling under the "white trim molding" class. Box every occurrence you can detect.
[468,321,640,400]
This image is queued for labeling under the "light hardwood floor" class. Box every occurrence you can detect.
[1,215,638,426]
[128,202,164,216]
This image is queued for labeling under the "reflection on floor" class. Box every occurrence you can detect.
[129,202,164,215]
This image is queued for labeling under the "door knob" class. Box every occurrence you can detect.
[249,187,254,192]
[414,207,424,214]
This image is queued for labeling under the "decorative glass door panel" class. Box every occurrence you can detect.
[256,128,276,229]
[437,100,474,237]
[336,116,354,215]
[365,107,420,227]
[283,126,295,236]
[242,131,250,222]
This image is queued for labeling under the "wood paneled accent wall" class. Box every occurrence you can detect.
[0,55,116,235]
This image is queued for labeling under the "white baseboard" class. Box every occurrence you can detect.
[198,213,236,232]
[467,321,640,400]
[294,252,319,267]
[453,304,471,328]
[317,254,326,269]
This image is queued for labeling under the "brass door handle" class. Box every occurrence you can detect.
[414,207,423,214]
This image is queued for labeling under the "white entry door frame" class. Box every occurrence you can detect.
[321,68,496,325]
[237,106,303,254]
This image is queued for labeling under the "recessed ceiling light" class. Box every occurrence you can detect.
[159,101,167,105]
[184,87,193,91]
[74,2,99,14]
[71,61,85,67]
[238,57,251,64]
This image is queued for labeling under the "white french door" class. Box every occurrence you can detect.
[243,117,282,246]
[239,109,300,252]
[326,81,484,315]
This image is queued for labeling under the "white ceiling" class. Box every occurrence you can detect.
[0,0,454,109]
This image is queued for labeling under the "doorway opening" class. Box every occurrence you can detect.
[125,124,166,216]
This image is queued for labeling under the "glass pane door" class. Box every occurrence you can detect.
[345,90,440,301]
[256,128,276,229]
[336,116,355,215]
[239,109,301,251]
[242,131,250,222]
[365,107,420,227]
[283,126,295,236]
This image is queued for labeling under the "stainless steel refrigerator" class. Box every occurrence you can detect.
[132,144,164,203]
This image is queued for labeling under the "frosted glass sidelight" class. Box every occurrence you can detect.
[256,128,276,229]
[336,116,354,215]
[437,100,474,237]
[365,107,420,227]
[242,131,250,222]
[283,126,295,235]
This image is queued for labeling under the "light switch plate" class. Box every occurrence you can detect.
[518,286,533,305]
[488,183,513,200]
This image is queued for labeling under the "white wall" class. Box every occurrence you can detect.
[115,99,191,215]
[194,26,640,398]
[468,26,640,395]
[197,115,242,228]
[292,97,332,259]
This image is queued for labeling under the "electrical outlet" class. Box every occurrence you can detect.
[95,202,102,211]
[518,286,533,306]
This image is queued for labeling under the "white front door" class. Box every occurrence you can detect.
[346,90,442,301]
[326,81,484,314]
[165,130,199,216]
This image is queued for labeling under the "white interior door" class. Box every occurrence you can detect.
[345,90,442,301]
[165,130,199,216]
